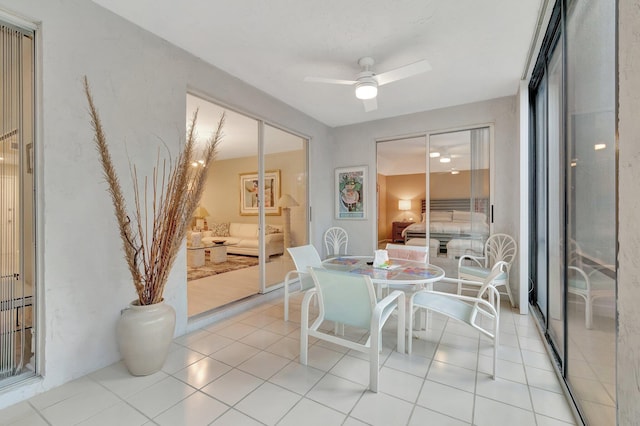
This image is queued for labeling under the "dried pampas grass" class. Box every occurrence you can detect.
[84,76,224,305]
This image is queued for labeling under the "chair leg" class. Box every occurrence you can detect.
[585,297,593,329]
[284,290,289,322]
[370,334,380,392]
[492,323,499,380]
[407,305,414,355]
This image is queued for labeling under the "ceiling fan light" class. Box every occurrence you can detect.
[355,81,377,100]
[429,152,440,158]
[439,156,451,163]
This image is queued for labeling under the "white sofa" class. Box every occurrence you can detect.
[199,222,284,259]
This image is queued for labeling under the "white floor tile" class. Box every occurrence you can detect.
[173,357,232,389]
[383,351,431,378]
[378,367,423,402]
[28,377,101,410]
[416,379,474,422]
[478,354,527,383]
[409,405,471,426]
[521,349,554,371]
[350,391,414,426]
[264,336,300,360]
[434,344,480,370]
[153,391,229,426]
[268,362,325,395]
[39,383,121,425]
[473,395,536,426]
[215,322,260,340]
[300,344,344,371]
[529,387,577,424]
[329,354,371,386]
[185,333,235,356]
[127,376,196,418]
[240,329,284,350]
[0,401,38,424]
[475,373,533,410]
[342,416,370,426]
[277,397,345,426]
[536,413,578,426]
[524,365,563,393]
[306,374,367,414]
[234,382,300,426]
[237,350,290,380]
[76,401,148,426]
[6,412,49,426]
[201,369,263,406]
[89,362,168,398]
[426,360,476,393]
[209,408,264,426]
[161,346,206,374]
[209,341,261,367]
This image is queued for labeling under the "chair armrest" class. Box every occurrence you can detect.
[568,266,590,290]
[440,276,485,287]
[458,255,486,269]
[410,289,499,318]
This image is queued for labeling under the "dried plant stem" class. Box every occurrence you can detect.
[84,76,224,305]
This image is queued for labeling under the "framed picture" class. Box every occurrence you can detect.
[335,166,367,219]
[239,170,281,215]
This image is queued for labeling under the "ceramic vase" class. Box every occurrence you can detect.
[116,299,176,376]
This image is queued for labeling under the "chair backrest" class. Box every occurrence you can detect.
[287,245,323,291]
[324,227,349,257]
[287,245,323,272]
[484,233,517,268]
[385,243,428,263]
[309,267,376,330]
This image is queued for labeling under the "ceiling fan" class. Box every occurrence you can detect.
[304,57,432,112]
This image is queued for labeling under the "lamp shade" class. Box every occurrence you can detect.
[193,206,209,218]
[398,199,411,211]
[278,194,299,208]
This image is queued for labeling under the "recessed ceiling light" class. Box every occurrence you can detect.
[439,156,451,163]
[594,143,606,150]
[429,152,440,158]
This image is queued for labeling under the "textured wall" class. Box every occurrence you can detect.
[0,0,331,409]
[617,0,640,422]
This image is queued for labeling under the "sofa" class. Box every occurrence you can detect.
[197,222,284,259]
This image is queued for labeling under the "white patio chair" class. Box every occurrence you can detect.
[567,239,615,329]
[283,245,323,321]
[323,227,348,258]
[409,264,505,379]
[457,233,517,306]
[300,267,405,392]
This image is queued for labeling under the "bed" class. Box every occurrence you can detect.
[402,199,489,256]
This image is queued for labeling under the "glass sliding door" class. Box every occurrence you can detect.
[186,95,261,314]
[262,124,308,292]
[529,1,616,423]
[565,0,616,423]
[428,128,491,277]
[185,95,309,314]
[0,20,36,388]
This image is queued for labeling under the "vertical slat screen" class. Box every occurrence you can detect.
[0,22,25,379]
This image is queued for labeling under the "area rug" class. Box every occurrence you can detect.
[187,254,259,281]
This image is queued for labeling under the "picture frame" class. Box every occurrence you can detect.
[239,170,281,215]
[335,166,367,219]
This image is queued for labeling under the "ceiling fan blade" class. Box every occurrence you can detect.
[304,76,357,85]
[376,59,432,86]
[363,97,377,112]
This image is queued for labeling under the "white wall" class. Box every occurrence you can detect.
[617,0,640,422]
[0,0,332,408]
[330,96,521,294]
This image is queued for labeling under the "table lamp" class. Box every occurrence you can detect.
[278,194,299,257]
[193,205,209,231]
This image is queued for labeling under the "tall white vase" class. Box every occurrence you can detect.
[116,299,176,376]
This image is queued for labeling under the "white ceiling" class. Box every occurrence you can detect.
[93,0,543,128]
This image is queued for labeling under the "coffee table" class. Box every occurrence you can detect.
[187,242,236,267]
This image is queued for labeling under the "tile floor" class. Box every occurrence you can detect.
[0,294,578,425]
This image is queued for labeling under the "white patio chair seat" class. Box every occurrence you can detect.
[300,267,405,393]
[458,265,508,281]
[409,264,505,379]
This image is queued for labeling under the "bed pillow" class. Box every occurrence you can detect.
[452,210,487,223]
[386,248,428,262]
[430,211,453,222]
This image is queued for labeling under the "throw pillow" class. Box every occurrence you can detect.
[265,224,280,234]
[209,222,230,237]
